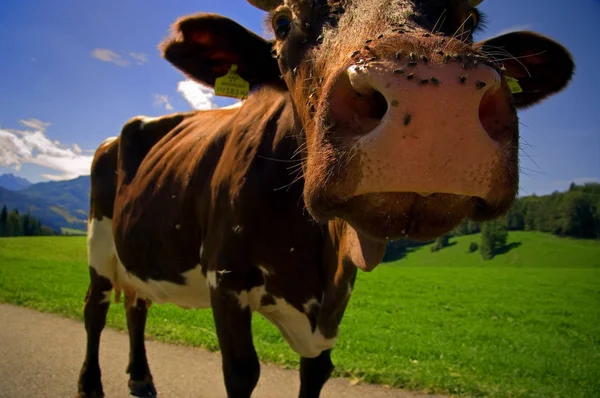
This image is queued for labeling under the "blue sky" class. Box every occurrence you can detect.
[0,0,598,195]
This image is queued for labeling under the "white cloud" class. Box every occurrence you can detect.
[91,48,130,67]
[153,94,174,111]
[177,80,218,110]
[130,52,148,65]
[0,121,93,181]
[20,118,51,132]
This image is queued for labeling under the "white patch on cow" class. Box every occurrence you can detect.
[88,217,118,282]
[236,285,267,312]
[206,270,218,290]
[233,279,336,358]
[347,282,353,298]
[119,264,211,309]
[259,296,337,358]
[88,217,211,309]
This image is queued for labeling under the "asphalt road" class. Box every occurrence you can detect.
[0,304,445,398]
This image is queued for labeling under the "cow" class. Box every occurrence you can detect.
[76,0,574,397]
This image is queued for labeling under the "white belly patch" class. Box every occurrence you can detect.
[88,217,337,357]
[236,285,337,358]
[88,217,211,309]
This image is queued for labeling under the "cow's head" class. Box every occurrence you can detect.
[161,0,574,243]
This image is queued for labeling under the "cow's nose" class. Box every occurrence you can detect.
[325,60,517,199]
[326,61,508,144]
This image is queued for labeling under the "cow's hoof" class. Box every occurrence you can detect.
[129,379,158,397]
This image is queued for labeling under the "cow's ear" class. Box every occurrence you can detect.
[160,13,281,88]
[475,31,575,109]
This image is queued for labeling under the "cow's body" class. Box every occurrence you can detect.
[77,1,574,397]
[88,90,354,360]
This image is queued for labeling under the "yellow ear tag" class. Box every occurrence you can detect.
[505,76,523,94]
[214,65,250,100]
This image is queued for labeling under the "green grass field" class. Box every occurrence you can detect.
[1,232,599,397]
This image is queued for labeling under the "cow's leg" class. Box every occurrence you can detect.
[77,267,112,398]
[125,296,157,397]
[211,287,260,398]
[299,350,334,398]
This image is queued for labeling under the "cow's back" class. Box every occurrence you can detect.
[112,109,232,284]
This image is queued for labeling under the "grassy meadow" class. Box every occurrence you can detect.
[0,232,599,397]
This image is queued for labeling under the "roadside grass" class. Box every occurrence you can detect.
[0,232,599,397]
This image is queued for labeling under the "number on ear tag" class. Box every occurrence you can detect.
[215,65,250,99]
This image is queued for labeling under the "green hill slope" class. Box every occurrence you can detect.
[387,231,600,268]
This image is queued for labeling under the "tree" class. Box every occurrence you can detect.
[505,200,525,231]
[0,205,7,237]
[452,220,470,236]
[21,212,32,236]
[40,226,56,236]
[480,221,508,260]
[6,210,22,237]
[468,242,478,253]
[560,192,596,238]
[451,219,481,237]
[431,234,450,252]
[0,206,52,237]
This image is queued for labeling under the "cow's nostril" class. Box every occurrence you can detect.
[370,89,388,120]
[327,66,388,136]
[479,80,514,144]
[347,65,388,120]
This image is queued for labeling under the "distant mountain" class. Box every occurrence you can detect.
[0,175,90,233]
[0,173,32,190]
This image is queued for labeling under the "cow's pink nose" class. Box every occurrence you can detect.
[326,61,509,144]
[325,60,516,199]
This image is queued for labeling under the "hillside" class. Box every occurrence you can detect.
[0,174,32,191]
[385,231,600,268]
[0,176,89,232]
[20,175,90,219]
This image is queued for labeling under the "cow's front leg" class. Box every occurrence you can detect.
[125,296,156,397]
[299,350,334,398]
[77,268,112,398]
[211,282,260,398]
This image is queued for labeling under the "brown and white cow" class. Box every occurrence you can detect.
[77,0,574,397]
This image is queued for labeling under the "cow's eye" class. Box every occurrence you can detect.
[273,12,292,40]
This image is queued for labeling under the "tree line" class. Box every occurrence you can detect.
[452,182,600,239]
[0,205,56,237]
[383,182,600,262]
